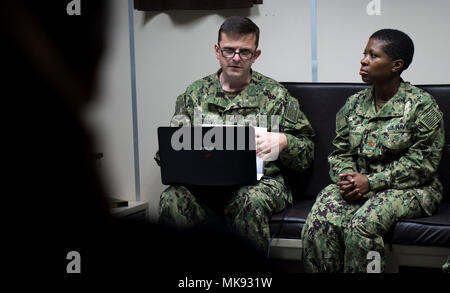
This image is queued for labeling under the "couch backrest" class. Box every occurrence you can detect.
[281,82,450,202]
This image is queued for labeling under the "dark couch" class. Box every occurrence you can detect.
[269,83,450,271]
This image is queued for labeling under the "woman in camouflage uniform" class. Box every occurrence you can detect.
[302,29,445,273]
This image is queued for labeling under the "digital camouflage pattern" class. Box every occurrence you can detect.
[329,81,444,214]
[302,184,424,272]
[302,81,444,272]
[158,69,315,252]
[159,178,288,252]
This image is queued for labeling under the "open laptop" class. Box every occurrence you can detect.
[157,126,258,186]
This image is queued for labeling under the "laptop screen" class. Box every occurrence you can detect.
[157,126,259,186]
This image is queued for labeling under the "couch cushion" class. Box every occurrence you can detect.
[390,204,450,247]
[270,200,450,247]
[269,200,313,239]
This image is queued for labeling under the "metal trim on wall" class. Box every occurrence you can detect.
[128,0,141,201]
[310,0,318,82]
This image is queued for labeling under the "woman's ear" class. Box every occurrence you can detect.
[392,59,405,73]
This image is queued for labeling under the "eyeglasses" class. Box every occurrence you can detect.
[218,46,256,60]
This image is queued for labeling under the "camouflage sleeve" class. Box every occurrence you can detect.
[366,102,445,191]
[170,93,193,126]
[154,150,161,166]
[154,93,193,166]
[328,104,358,183]
[278,95,315,171]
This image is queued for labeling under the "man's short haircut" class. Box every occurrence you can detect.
[218,16,260,48]
[370,29,414,73]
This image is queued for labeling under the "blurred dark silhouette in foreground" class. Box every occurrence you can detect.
[2,0,268,281]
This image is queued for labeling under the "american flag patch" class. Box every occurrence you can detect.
[419,106,441,130]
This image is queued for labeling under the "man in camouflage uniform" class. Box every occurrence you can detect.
[302,29,445,272]
[157,16,314,254]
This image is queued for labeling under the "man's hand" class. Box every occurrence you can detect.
[337,172,370,201]
[256,132,287,161]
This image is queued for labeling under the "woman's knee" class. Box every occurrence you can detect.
[310,184,348,218]
[344,212,388,244]
[315,184,342,203]
[159,186,207,226]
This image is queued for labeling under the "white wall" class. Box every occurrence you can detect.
[317,0,450,83]
[85,0,450,221]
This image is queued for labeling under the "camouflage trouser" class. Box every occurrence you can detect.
[301,184,424,273]
[159,178,290,253]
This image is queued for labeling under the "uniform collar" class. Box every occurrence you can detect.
[356,81,408,118]
[203,70,228,108]
[204,69,261,111]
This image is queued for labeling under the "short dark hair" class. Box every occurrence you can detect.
[370,29,414,73]
[218,16,260,48]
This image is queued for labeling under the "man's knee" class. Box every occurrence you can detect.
[160,186,190,209]
[159,185,200,226]
[238,189,273,215]
[237,180,289,212]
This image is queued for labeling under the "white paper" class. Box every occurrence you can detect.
[254,127,267,180]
